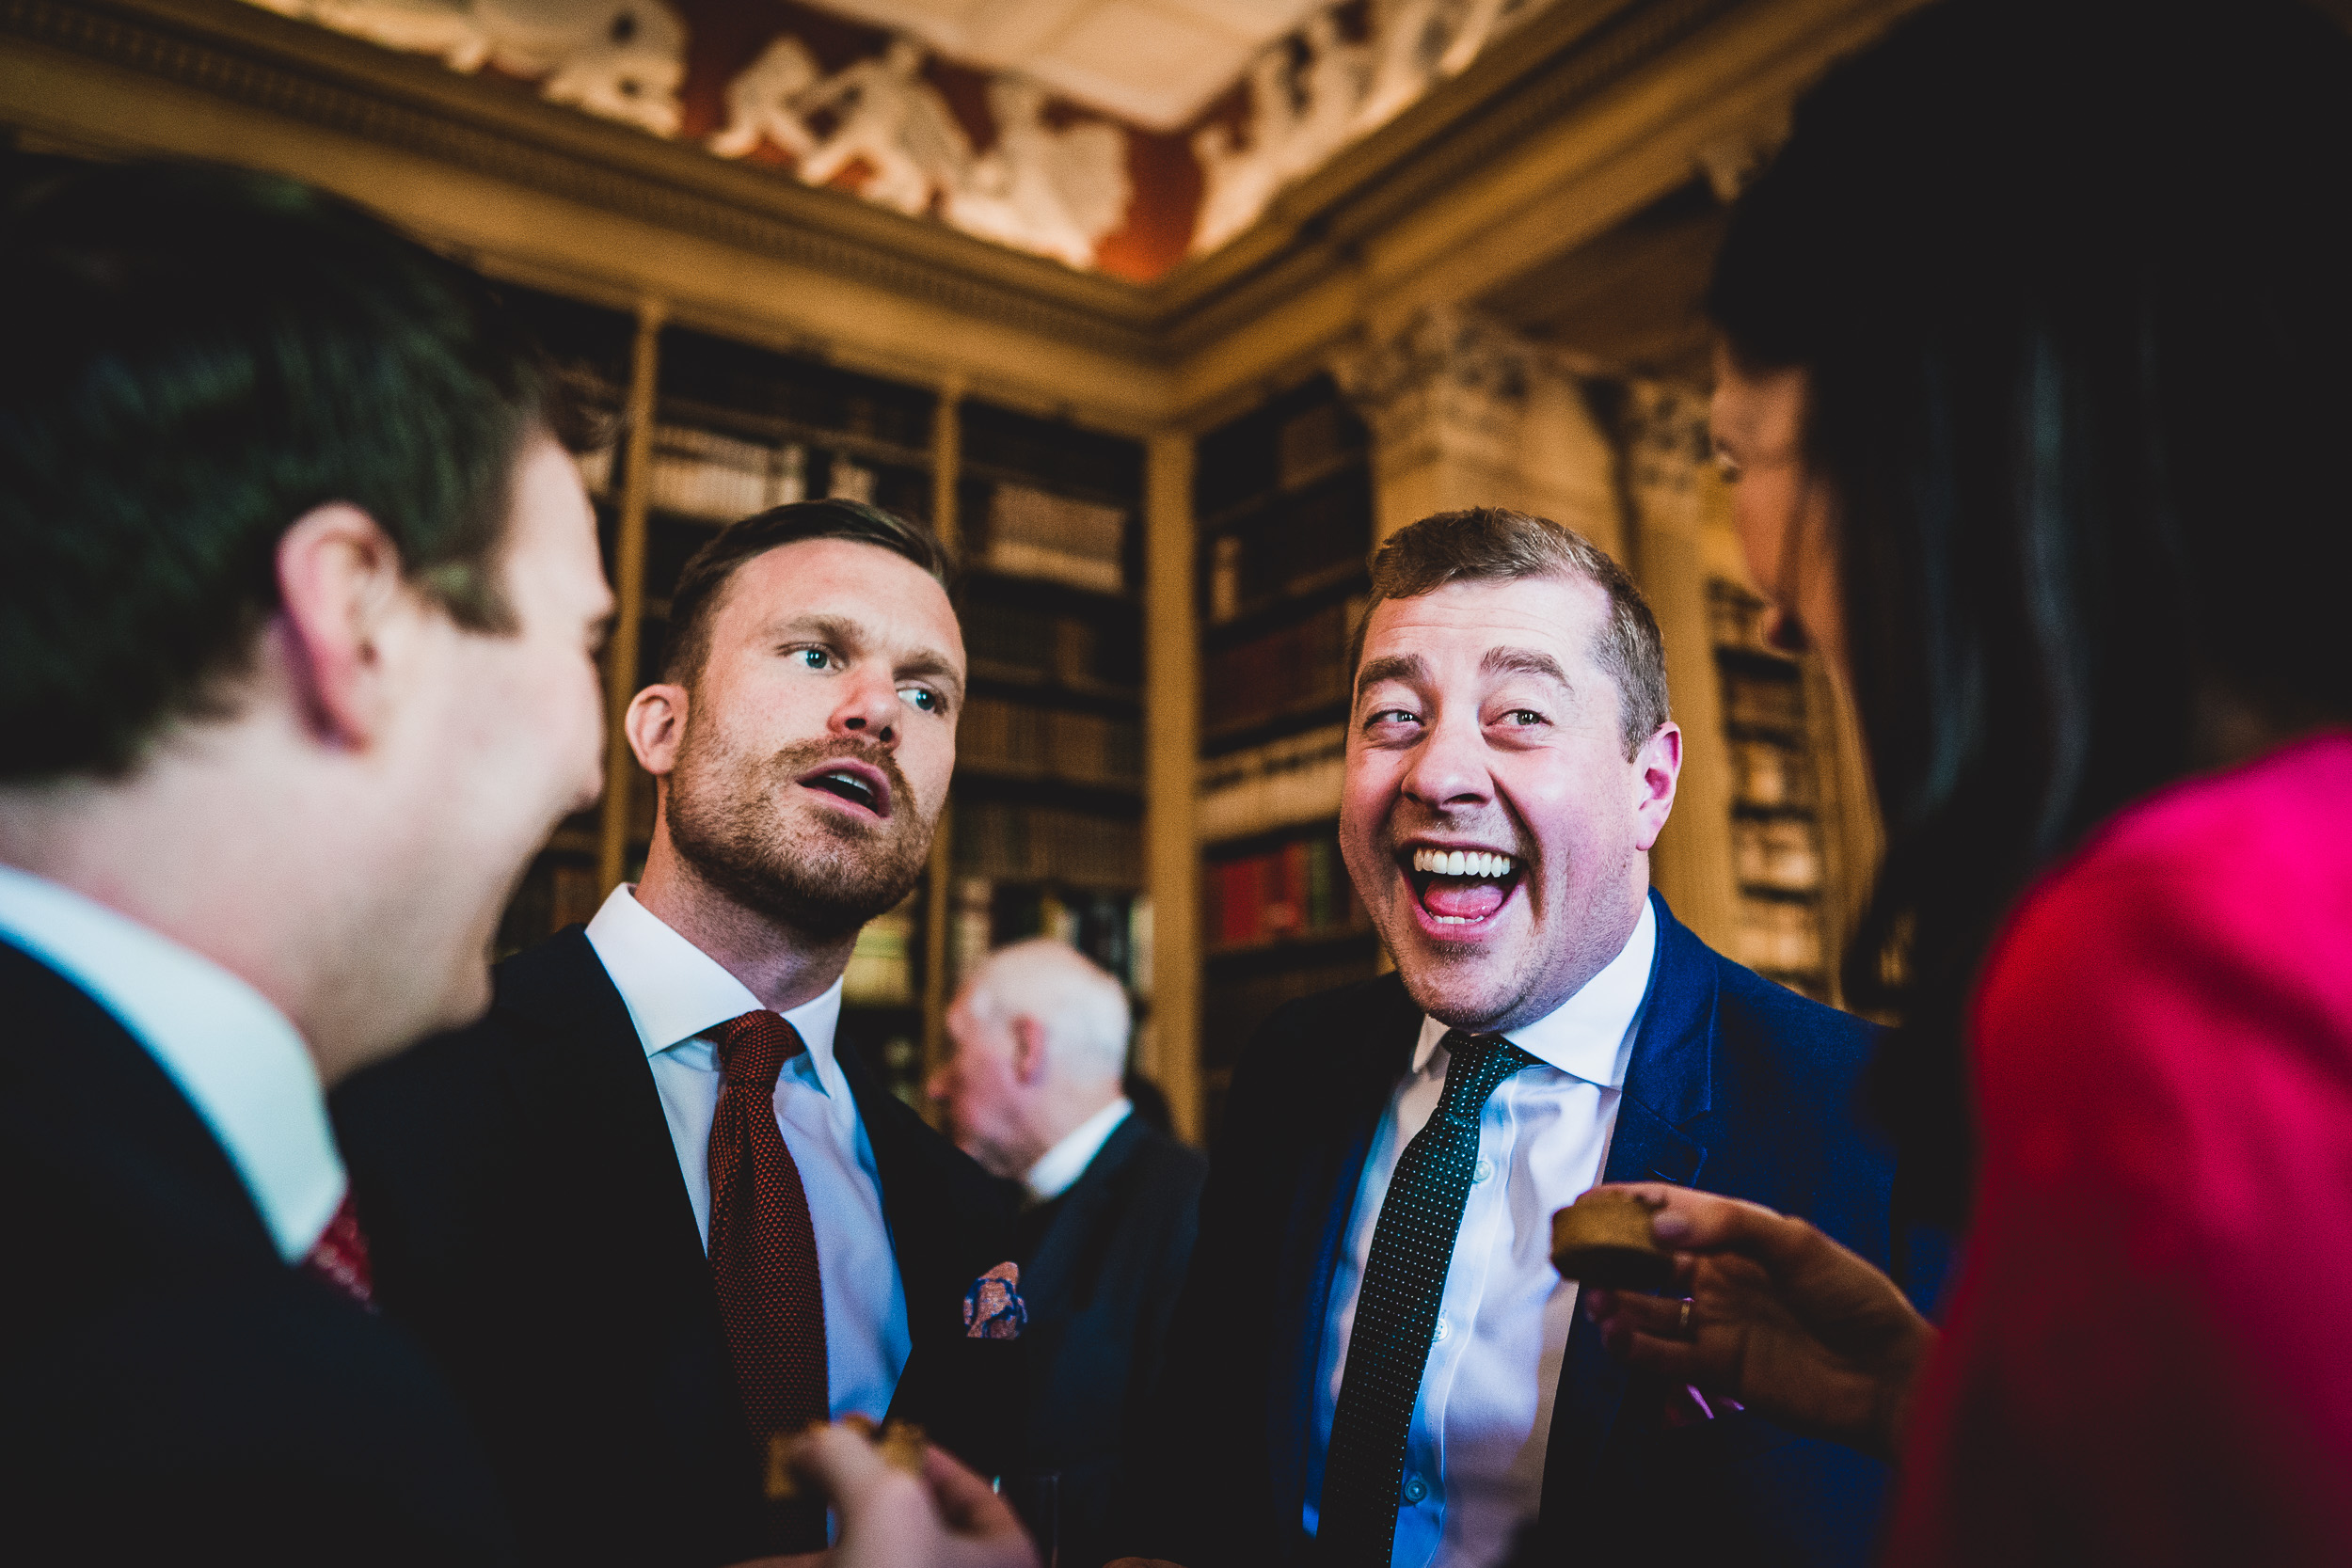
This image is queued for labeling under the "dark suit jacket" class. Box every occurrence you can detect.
[1128,893,1947,1568]
[331,927,1021,1568]
[0,942,513,1567]
[1018,1114,1205,1568]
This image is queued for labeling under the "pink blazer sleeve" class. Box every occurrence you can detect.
[1889,736,2352,1566]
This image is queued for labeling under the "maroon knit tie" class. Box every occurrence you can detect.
[707,1010,831,1458]
[303,1192,374,1309]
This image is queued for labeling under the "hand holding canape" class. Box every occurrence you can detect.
[1565,1183,1938,1460]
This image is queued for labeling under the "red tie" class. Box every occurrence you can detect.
[707,1010,831,1460]
[304,1192,374,1309]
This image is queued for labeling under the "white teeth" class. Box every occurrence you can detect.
[1410,848,1516,878]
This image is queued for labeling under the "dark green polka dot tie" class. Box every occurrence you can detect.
[1316,1030,1538,1567]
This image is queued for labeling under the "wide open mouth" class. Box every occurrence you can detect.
[1401,844,1524,930]
[795,758,892,818]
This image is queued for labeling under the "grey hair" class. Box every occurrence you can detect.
[963,939,1130,1085]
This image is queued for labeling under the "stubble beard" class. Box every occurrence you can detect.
[664,726,933,944]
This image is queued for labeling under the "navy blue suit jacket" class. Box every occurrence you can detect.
[1128,893,1943,1568]
[0,942,514,1567]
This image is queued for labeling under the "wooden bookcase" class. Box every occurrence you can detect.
[1193,374,1382,1139]
[1707,578,1846,1002]
[946,399,1150,1083]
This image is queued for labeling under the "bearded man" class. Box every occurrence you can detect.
[333,500,1019,1568]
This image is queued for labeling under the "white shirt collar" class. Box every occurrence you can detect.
[1411,895,1658,1088]
[583,884,846,1089]
[1023,1095,1133,1205]
[0,863,343,1263]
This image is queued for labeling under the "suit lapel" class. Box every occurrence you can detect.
[496,930,712,1282]
[2,942,287,1275]
[492,930,749,1485]
[1540,891,1717,1522]
[1266,977,1422,1534]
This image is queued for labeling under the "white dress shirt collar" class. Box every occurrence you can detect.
[1023,1095,1133,1205]
[584,883,846,1089]
[1410,895,1658,1088]
[0,863,343,1263]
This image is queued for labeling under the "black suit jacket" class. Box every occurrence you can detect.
[331,927,1021,1568]
[1019,1114,1206,1568]
[1129,893,1947,1568]
[0,942,513,1567]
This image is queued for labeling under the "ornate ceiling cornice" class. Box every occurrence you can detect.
[1,0,1155,353]
[1,0,1908,410]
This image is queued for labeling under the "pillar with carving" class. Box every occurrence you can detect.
[1335,306,1623,555]
[1618,381,1743,958]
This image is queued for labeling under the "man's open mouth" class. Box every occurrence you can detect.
[797,760,891,817]
[1403,845,1523,927]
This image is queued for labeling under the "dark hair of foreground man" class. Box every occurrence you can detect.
[0,160,587,781]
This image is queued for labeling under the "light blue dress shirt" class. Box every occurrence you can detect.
[583,884,913,1425]
[0,863,344,1262]
[1306,898,1659,1568]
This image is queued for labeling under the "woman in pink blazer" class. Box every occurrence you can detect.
[1583,1,2352,1562]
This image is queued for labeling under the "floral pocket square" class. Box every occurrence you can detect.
[962,1261,1026,1340]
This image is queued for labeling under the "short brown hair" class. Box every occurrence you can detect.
[660,499,956,685]
[1354,507,1669,756]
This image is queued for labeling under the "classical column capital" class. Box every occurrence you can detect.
[1331,305,1584,479]
[1328,304,1620,552]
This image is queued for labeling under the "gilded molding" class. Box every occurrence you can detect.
[0,0,1158,357]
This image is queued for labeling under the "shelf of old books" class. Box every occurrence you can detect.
[1193,374,1379,1136]
[1708,580,1836,999]
[945,398,1151,1082]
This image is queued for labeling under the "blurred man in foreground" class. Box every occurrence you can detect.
[0,161,608,1562]
[932,939,1205,1568]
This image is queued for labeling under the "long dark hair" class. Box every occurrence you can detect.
[1708,0,2352,1226]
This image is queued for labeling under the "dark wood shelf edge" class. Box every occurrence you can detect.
[1200,815,1343,861]
[961,564,1139,614]
[1204,926,1377,963]
[1200,696,1351,760]
[655,389,936,472]
[965,669,1143,715]
[1200,566,1370,651]
[1196,453,1371,536]
[952,770,1145,810]
[955,456,1141,515]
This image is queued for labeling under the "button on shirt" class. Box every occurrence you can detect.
[0,864,343,1262]
[1307,898,1659,1568]
[583,884,911,1424]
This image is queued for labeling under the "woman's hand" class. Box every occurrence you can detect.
[1580,1183,1939,1460]
[775,1424,1041,1568]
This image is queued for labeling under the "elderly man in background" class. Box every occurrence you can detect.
[932,939,1206,1568]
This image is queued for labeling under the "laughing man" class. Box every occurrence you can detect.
[1126,507,1938,1568]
